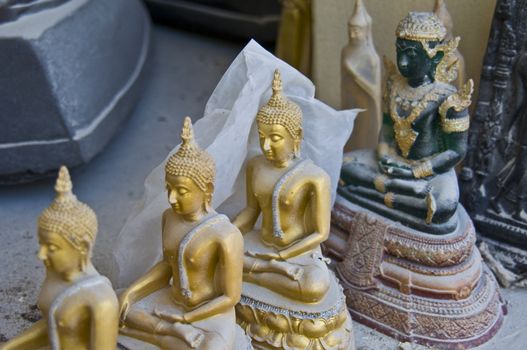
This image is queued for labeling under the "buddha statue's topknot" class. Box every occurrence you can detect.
[165,117,215,192]
[396,12,446,42]
[256,69,303,138]
[38,166,97,251]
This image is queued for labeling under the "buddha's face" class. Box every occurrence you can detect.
[166,174,208,217]
[38,228,86,279]
[258,123,300,166]
[396,38,442,83]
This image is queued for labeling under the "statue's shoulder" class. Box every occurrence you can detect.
[80,275,118,307]
[438,80,474,133]
[247,155,267,170]
[302,159,331,186]
[162,208,171,221]
[210,214,243,242]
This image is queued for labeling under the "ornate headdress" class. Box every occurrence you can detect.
[256,69,303,138]
[38,166,97,251]
[396,11,460,83]
[396,12,446,41]
[165,117,215,192]
[396,12,459,58]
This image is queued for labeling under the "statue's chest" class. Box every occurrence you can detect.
[390,95,439,158]
[54,298,89,335]
[163,222,214,270]
[253,168,286,207]
[253,168,306,211]
[38,282,88,334]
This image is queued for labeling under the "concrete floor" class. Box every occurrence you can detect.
[0,25,526,349]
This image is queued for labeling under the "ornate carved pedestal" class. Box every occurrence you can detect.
[236,280,354,350]
[236,231,355,350]
[326,196,506,349]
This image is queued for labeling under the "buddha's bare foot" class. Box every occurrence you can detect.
[288,266,304,281]
[156,321,204,348]
[269,259,304,280]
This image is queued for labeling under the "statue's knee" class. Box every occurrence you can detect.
[340,165,358,184]
[434,201,458,222]
[300,272,330,303]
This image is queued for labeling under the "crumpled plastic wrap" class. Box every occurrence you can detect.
[110,40,360,287]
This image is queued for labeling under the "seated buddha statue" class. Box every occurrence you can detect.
[118,117,249,350]
[339,11,473,234]
[330,13,505,348]
[1,166,119,350]
[234,70,354,350]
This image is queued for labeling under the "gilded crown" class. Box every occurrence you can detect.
[38,166,97,250]
[396,12,446,41]
[165,117,215,192]
[256,69,303,137]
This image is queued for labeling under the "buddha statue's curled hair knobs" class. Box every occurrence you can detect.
[257,69,303,138]
[38,166,97,250]
[165,117,216,193]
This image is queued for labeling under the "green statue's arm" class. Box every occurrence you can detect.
[182,228,244,323]
[377,113,411,173]
[0,319,48,350]
[89,294,119,350]
[377,112,395,158]
[278,174,331,260]
[233,158,261,234]
[413,80,472,178]
[432,109,469,172]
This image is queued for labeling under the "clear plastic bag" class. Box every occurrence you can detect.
[110,40,360,287]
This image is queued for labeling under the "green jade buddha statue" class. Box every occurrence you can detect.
[331,13,505,348]
[340,12,473,234]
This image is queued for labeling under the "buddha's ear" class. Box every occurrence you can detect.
[79,237,91,255]
[297,127,304,140]
[432,50,444,66]
[294,128,303,157]
[204,183,214,212]
[78,239,90,272]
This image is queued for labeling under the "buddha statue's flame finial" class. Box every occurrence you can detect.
[257,69,303,138]
[180,116,194,149]
[54,166,73,201]
[39,166,98,250]
[272,69,283,95]
[165,116,216,193]
[267,69,287,109]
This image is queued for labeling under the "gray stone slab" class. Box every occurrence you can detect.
[0,0,150,182]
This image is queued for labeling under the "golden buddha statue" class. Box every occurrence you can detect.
[118,117,250,350]
[234,70,354,350]
[1,166,119,350]
[341,0,382,151]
